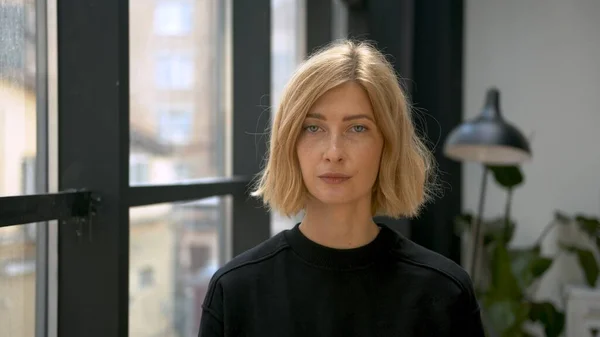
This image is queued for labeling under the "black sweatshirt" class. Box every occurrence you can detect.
[198,223,485,337]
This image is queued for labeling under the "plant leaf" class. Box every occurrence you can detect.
[554,211,572,225]
[454,213,473,236]
[561,245,599,287]
[529,302,565,337]
[556,212,600,253]
[483,300,530,337]
[454,214,515,246]
[520,332,537,337]
[578,249,599,287]
[489,242,522,300]
[574,215,600,253]
[485,217,516,246]
[574,214,600,236]
[530,257,553,278]
[487,165,524,189]
[509,248,553,290]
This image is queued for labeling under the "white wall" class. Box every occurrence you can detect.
[464,0,600,304]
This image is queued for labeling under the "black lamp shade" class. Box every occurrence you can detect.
[444,88,532,165]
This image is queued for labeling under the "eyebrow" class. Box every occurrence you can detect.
[306,112,375,122]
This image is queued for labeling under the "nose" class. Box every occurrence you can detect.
[323,134,344,162]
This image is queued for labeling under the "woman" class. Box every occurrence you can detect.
[198,40,484,337]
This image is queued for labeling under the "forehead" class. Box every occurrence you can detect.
[308,82,374,119]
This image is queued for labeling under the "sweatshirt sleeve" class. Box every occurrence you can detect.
[198,306,224,337]
[198,277,225,337]
[451,277,486,337]
[461,306,486,336]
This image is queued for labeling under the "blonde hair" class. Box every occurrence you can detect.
[251,40,436,219]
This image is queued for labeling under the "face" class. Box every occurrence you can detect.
[296,82,384,209]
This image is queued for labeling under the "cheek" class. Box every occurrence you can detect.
[363,152,383,178]
[296,140,314,173]
[354,136,383,159]
[355,137,383,175]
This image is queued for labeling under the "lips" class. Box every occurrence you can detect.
[318,173,351,184]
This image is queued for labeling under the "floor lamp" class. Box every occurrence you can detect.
[443,88,532,285]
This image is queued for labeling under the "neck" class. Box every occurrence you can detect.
[299,200,379,249]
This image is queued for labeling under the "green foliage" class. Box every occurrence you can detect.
[454,214,515,246]
[529,302,565,337]
[488,242,522,301]
[560,244,599,287]
[509,249,553,291]
[554,212,600,287]
[483,299,530,337]
[455,165,600,336]
[487,165,524,189]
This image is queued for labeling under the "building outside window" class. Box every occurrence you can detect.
[157,107,194,145]
[154,0,193,36]
[155,51,195,90]
[270,0,305,235]
[129,153,150,185]
[174,163,191,181]
[138,266,155,289]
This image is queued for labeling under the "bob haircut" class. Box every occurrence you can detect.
[252,40,436,219]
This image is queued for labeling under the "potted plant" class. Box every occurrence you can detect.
[456,165,600,337]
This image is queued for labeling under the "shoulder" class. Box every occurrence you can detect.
[202,231,289,307]
[387,229,478,309]
[385,231,484,333]
[394,236,472,291]
[211,231,289,283]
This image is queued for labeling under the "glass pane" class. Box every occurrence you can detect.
[270,0,305,235]
[0,0,37,197]
[129,197,230,337]
[271,0,304,109]
[129,0,229,185]
[0,224,37,337]
[0,1,40,337]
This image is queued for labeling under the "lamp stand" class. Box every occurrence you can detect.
[469,165,489,286]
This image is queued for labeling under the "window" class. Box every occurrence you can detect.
[0,0,45,336]
[2,258,36,277]
[2,1,274,337]
[158,108,193,145]
[155,52,195,90]
[130,153,150,185]
[131,0,228,184]
[129,199,228,337]
[271,51,300,103]
[21,156,36,195]
[0,5,25,71]
[0,223,38,337]
[154,0,193,36]
[174,162,191,181]
[270,0,305,235]
[138,266,155,288]
[129,1,231,335]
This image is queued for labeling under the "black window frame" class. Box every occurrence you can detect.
[55,1,273,336]
[0,1,270,337]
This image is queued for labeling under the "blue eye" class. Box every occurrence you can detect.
[352,125,367,133]
[305,125,320,133]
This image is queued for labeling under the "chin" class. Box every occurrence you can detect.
[313,194,355,205]
[309,187,367,207]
